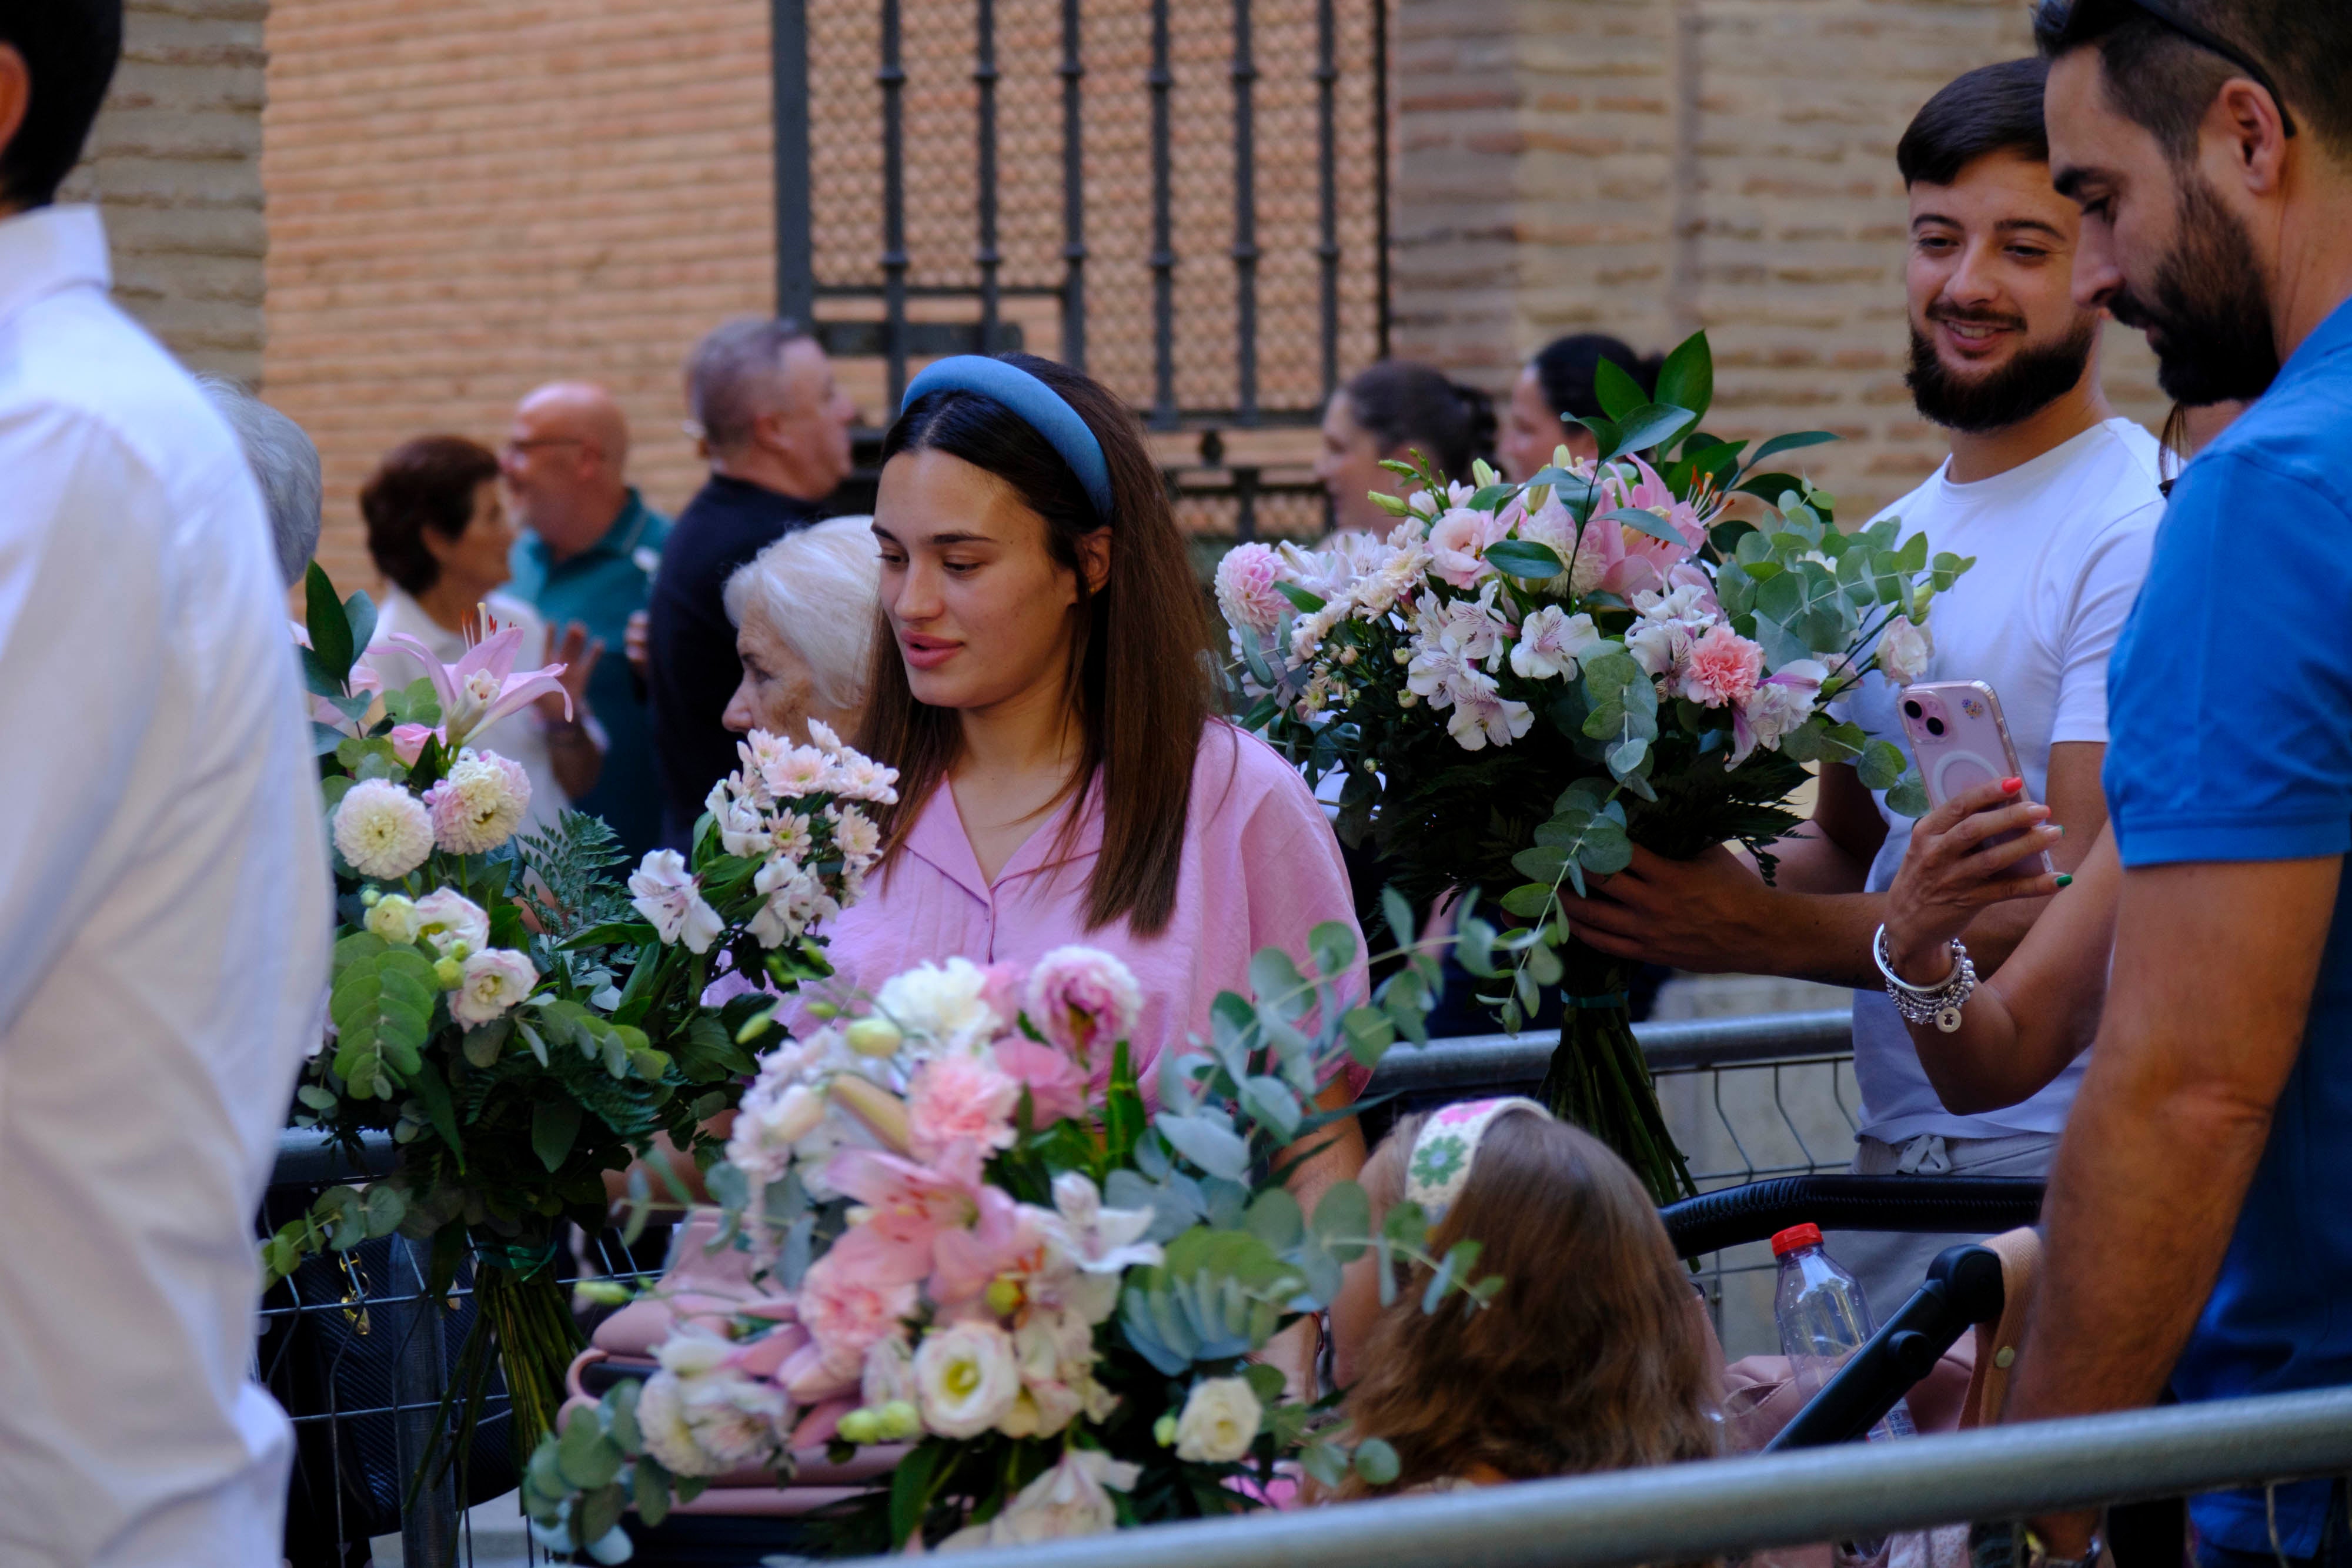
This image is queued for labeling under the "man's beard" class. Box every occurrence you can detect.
[1906,309,2099,434]
[2107,170,2281,404]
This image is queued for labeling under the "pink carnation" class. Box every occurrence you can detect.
[1023,946,1144,1067]
[1214,543,1294,634]
[1425,506,1511,590]
[796,1251,919,1380]
[992,1038,1092,1128]
[906,1054,1023,1162]
[1679,623,1765,708]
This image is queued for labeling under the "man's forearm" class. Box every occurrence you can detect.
[2006,1068,2271,1426]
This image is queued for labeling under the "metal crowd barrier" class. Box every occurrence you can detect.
[856,1386,2352,1568]
[259,1009,1864,1564]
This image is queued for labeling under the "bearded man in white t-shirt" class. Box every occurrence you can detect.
[1561,55,2163,1308]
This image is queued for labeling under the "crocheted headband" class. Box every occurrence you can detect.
[899,355,1115,524]
[1403,1096,1553,1223]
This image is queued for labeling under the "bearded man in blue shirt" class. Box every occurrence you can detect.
[2014,5,2352,1567]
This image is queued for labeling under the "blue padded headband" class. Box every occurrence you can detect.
[899,356,1115,523]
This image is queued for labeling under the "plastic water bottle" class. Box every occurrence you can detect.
[1773,1223,1915,1568]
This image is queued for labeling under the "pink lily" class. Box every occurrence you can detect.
[1585,456,1710,599]
[368,615,569,750]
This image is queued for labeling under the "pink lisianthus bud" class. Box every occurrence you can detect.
[387,723,435,767]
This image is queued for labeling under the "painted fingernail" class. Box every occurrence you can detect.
[2054,874,2073,888]
[2002,777,2024,793]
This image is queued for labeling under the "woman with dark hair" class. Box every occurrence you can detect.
[1314,360,1497,531]
[824,352,1368,1182]
[360,433,603,837]
[1498,333,1663,481]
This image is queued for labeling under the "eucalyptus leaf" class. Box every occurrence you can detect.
[1155,1111,1252,1181]
[1856,738,1910,793]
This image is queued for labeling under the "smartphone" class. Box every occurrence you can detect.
[1895,680,2053,877]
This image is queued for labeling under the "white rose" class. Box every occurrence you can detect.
[1172,1376,1263,1464]
[1875,615,1934,686]
[450,948,537,1025]
[332,779,433,881]
[913,1320,1022,1439]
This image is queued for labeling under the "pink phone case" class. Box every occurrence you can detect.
[1896,680,2054,876]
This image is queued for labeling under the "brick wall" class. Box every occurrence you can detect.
[1390,0,2167,519]
[61,0,270,386]
[263,0,781,589]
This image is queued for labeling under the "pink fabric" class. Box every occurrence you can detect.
[810,723,1368,1106]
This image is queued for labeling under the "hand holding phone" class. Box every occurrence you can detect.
[1895,680,2054,878]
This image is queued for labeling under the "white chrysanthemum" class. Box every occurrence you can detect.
[333,780,434,881]
[423,748,532,854]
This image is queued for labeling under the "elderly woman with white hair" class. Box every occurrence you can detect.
[718,516,881,742]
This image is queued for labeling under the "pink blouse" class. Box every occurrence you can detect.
[811,723,1368,1101]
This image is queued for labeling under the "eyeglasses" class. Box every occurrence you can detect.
[501,436,587,460]
[2039,0,2298,138]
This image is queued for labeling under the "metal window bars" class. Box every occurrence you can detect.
[775,0,1391,542]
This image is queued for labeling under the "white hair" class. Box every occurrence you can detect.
[196,374,323,587]
[722,516,882,711]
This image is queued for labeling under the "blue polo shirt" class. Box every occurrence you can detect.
[2103,296,2352,1556]
[508,489,671,858]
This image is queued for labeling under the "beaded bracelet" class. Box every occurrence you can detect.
[1873,922,1977,1034]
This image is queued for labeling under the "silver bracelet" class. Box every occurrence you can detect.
[1873,922,1977,1033]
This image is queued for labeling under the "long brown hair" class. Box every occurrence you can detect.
[857,354,1214,935]
[1341,1112,1720,1495]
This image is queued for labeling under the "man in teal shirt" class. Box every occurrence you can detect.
[503,382,672,858]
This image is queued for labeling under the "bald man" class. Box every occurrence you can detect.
[503,382,673,857]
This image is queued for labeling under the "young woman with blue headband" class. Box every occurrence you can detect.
[823,352,1369,1186]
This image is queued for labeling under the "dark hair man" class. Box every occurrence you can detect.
[1552,57,2162,1308]
[648,317,857,848]
[2009,6,2352,1566]
[0,5,334,1563]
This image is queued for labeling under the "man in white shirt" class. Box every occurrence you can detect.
[1558,57,2163,1305]
[0,8,333,1564]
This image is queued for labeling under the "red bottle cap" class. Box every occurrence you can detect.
[1771,1223,1823,1257]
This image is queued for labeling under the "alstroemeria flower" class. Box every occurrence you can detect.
[370,621,569,750]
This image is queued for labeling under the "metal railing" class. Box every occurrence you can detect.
[856,1387,2352,1568]
[260,1008,1857,1563]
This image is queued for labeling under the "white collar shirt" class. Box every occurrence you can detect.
[0,205,332,1566]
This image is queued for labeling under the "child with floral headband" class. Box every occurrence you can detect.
[1328,1098,1721,1496]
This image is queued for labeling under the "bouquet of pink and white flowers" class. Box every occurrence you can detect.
[270,567,900,1457]
[1218,333,1968,1202]
[524,924,1472,1560]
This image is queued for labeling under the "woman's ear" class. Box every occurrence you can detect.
[1077,527,1113,594]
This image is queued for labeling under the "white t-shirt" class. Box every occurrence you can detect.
[0,206,333,1565]
[1842,417,2163,1143]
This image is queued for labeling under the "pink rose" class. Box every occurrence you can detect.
[1425,506,1511,589]
[992,1038,1091,1128]
[906,1054,1023,1162]
[1023,946,1144,1068]
[1679,623,1766,708]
